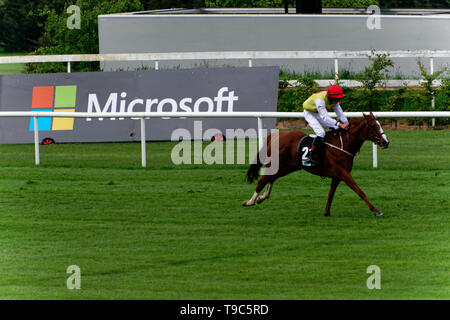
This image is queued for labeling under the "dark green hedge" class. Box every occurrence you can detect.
[278,80,450,125]
[278,85,450,112]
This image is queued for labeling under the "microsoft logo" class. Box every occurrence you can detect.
[29,85,77,131]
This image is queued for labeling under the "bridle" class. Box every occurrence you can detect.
[345,117,383,145]
[325,117,384,157]
[363,117,384,145]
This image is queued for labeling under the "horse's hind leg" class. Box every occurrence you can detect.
[243,175,272,206]
[256,182,273,204]
[243,191,259,206]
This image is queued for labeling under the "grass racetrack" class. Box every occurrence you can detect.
[0,129,448,299]
[0,52,26,74]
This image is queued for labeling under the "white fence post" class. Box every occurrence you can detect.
[0,111,449,169]
[155,61,159,70]
[67,61,71,73]
[372,143,378,168]
[430,57,435,127]
[33,116,40,166]
[140,117,147,168]
[257,116,264,151]
[334,58,339,81]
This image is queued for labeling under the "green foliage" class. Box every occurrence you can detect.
[0,1,205,53]
[436,78,450,111]
[322,0,379,7]
[355,51,394,111]
[206,0,282,7]
[0,0,66,52]
[383,83,408,111]
[358,52,394,91]
[26,0,144,73]
[412,60,449,125]
[204,0,450,8]
[379,0,450,8]
[278,77,319,113]
[277,65,449,122]
[205,0,450,9]
[417,58,447,102]
[206,0,380,8]
[335,88,363,112]
[140,0,205,10]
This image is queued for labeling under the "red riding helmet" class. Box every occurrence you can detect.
[327,85,346,99]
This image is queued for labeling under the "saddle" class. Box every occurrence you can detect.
[297,132,332,167]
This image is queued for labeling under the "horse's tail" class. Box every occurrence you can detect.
[246,156,262,183]
[247,134,271,183]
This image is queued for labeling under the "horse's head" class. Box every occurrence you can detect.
[362,112,390,149]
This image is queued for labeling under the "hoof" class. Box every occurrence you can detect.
[256,196,264,204]
[242,200,255,207]
[324,213,330,217]
[374,211,383,217]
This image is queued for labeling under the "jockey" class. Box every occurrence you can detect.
[302,85,349,165]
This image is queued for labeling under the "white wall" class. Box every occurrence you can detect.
[98,12,450,76]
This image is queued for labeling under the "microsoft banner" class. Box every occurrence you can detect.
[0,67,279,144]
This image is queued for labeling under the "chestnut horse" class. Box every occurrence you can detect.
[243,112,390,216]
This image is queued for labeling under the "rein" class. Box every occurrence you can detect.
[324,117,382,157]
[325,132,354,157]
[340,118,377,142]
[344,122,364,141]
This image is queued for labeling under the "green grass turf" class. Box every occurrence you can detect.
[0,52,26,74]
[0,130,448,299]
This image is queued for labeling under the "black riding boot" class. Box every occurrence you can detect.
[308,136,324,165]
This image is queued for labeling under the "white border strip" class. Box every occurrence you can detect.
[100,13,450,19]
[1,50,450,64]
[1,111,448,118]
[6,111,448,168]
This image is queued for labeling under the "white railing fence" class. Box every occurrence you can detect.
[0,111,448,168]
[1,49,449,126]
[1,51,448,167]
[1,50,450,76]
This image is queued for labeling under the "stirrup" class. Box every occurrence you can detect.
[302,154,318,167]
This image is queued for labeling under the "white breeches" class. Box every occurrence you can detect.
[304,110,328,138]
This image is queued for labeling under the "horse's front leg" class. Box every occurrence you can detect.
[324,177,340,216]
[337,170,383,216]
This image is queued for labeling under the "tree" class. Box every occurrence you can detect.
[140,0,205,10]
[27,0,144,73]
[0,0,208,52]
[379,0,450,8]
[322,0,379,7]
[205,1,282,8]
[0,0,66,52]
[356,51,394,110]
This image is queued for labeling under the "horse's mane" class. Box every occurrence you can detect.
[326,117,363,137]
[349,116,367,134]
[349,117,364,126]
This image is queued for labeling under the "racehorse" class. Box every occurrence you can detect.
[243,112,390,216]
